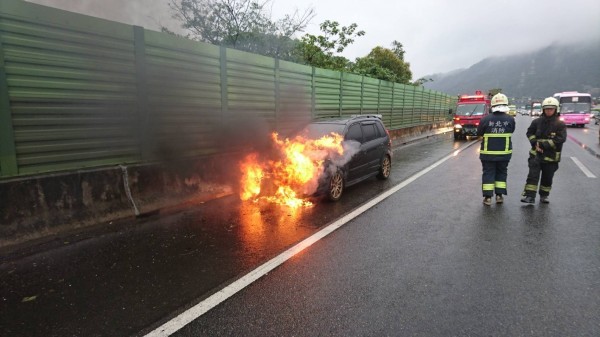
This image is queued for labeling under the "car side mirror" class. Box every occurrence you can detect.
[448,108,453,114]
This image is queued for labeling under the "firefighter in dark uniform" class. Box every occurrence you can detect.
[520,97,567,204]
[477,93,516,206]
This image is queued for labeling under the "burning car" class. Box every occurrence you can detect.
[239,115,392,207]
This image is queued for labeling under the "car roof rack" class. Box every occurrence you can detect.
[312,114,383,123]
[350,114,383,120]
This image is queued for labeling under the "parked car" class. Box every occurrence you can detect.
[299,114,392,201]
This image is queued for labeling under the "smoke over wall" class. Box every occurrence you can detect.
[20,1,331,199]
[25,0,183,33]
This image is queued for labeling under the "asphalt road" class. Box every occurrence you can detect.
[1,115,599,336]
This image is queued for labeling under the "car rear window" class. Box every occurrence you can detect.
[375,121,386,137]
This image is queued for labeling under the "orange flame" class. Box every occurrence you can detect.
[239,131,344,208]
[240,153,264,201]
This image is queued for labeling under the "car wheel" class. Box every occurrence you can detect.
[327,169,344,201]
[377,155,391,180]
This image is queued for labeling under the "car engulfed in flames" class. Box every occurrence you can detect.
[239,131,346,208]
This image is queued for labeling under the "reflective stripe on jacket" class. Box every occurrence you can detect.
[481,133,512,155]
[476,112,516,161]
[526,114,566,162]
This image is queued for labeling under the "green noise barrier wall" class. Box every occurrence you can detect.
[0,0,457,178]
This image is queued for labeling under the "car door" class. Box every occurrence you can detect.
[344,122,367,181]
[360,121,385,173]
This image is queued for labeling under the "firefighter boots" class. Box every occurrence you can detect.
[540,196,549,203]
[495,195,504,203]
[483,197,492,206]
[521,196,535,204]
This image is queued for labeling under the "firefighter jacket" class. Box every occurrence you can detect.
[476,111,516,161]
[526,113,566,162]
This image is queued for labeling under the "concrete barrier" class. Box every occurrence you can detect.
[0,158,233,249]
[0,122,451,250]
[389,121,452,145]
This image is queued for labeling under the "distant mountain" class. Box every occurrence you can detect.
[423,40,600,100]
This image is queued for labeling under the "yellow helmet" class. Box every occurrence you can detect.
[542,97,559,109]
[491,93,509,106]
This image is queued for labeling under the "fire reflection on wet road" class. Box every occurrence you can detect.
[238,201,312,256]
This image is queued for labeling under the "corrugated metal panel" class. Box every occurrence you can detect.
[277,60,312,136]
[362,77,380,113]
[390,84,406,129]
[1,3,139,176]
[415,87,425,126]
[223,48,276,153]
[409,87,423,127]
[424,89,436,123]
[0,0,132,39]
[414,88,423,124]
[428,90,436,123]
[314,68,341,119]
[378,81,394,127]
[144,30,222,159]
[226,49,275,115]
[404,85,415,128]
[408,87,417,126]
[340,73,361,115]
[0,28,12,177]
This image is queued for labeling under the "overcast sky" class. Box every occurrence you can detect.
[27,0,600,79]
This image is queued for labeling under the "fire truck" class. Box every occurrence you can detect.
[452,91,491,140]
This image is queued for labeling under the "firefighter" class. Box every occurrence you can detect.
[520,97,567,204]
[476,93,516,206]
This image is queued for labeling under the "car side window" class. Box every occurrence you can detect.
[362,123,378,142]
[345,123,363,143]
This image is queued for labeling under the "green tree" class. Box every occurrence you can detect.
[167,0,314,59]
[391,40,406,60]
[351,45,412,84]
[413,77,433,86]
[293,20,365,71]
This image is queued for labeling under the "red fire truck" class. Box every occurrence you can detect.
[452,91,491,140]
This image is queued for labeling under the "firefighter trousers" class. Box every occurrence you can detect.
[481,160,509,197]
[523,155,559,197]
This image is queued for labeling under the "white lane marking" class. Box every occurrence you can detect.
[570,157,597,178]
[145,140,479,337]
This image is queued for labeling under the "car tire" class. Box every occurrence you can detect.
[377,155,391,180]
[327,169,344,201]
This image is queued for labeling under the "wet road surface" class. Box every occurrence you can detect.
[1,115,599,336]
[172,116,600,337]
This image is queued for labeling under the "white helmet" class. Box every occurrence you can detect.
[491,93,509,106]
[491,93,509,112]
[542,97,559,109]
